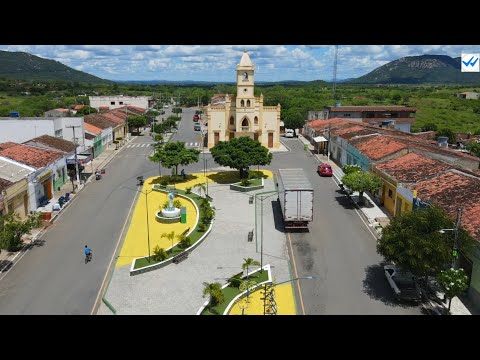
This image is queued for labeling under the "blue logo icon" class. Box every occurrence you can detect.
[461,53,479,72]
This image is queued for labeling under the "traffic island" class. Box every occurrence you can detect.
[230,178,264,192]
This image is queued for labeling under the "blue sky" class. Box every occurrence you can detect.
[1,45,479,82]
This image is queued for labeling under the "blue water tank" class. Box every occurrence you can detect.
[9,111,20,117]
[334,102,342,107]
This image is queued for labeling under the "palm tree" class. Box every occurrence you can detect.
[202,282,224,306]
[239,279,256,299]
[242,258,260,280]
[194,182,207,197]
[161,231,176,253]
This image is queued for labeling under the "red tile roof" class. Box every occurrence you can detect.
[0,143,63,168]
[26,135,76,153]
[84,114,117,130]
[72,105,85,110]
[0,142,18,150]
[350,135,407,160]
[84,122,102,135]
[101,112,125,125]
[376,153,452,183]
[408,171,480,241]
[328,106,417,112]
[54,108,70,113]
[307,118,355,130]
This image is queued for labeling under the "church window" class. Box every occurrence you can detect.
[247,100,251,107]
[230,116,234,125]
[241,118,249,131]
[241,100,245,107]
[254,116,258,125]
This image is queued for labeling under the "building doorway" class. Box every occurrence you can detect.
[268,133,273,148]
[214,132,219,145]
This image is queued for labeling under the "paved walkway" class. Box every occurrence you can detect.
[98,175,294,315]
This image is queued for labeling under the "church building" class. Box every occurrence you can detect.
[205,52,281,149]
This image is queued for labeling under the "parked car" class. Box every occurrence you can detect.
[317,163,333,177]
[193,114,199,121]
[194,123,201,131]
[285,129,295,138]
[384,264,423,302]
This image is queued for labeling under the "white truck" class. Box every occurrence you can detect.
[276,168,314,230]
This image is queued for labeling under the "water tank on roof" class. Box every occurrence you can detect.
[9,111,20,117]
[437,136,449,148]
[334,102,342,107]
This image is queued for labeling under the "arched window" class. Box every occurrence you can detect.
[229,116,234,125]
[246,99,251,107]
[241,117,249,131]
[254,116,258,125]
[241,100,245,107]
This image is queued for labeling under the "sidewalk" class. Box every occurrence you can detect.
[297,134,473,316]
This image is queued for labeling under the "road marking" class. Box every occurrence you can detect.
[91,186,141,315]
[126,145,132,148]
[287,232,307,315]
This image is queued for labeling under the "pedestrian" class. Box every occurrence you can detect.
[181,169,186,180]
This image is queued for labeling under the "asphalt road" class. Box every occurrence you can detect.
[170,107,205,148]
[0,135,157,314]
[270,138,422,314]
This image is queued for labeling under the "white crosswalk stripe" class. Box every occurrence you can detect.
[126,144,133,148]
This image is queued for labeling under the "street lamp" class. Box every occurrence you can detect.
[121,186,153,262]
[438,207,463,268]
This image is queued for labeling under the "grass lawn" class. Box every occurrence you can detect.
[133,187,208,269]
[201,270,270,315]
[236,178,262,186]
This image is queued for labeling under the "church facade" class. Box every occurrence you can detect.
[205,52,281,149]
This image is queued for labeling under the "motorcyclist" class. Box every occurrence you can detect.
[85,245,92,260]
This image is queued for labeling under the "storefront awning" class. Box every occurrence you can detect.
[313,136,328,143]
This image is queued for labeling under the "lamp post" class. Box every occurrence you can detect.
[121,186,153,262]
[439,207,463,268]
[254,190,280,272]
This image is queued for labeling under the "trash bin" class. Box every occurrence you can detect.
[180,207,186,224]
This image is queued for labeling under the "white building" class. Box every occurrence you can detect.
[89,96,154,111]
[0,117,86,150]
[205,52,281,149]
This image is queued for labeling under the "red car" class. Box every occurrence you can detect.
[318,163,333,177]
[193,114,199,122]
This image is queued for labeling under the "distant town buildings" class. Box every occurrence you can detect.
[205,52,281,149]
[457,92,480,100]
[89,95,154,110]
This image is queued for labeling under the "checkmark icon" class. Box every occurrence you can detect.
[470,58,479,67]
[463,56,474,67]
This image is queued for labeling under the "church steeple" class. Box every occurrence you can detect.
[236,51,255,100]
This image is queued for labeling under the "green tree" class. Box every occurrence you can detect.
[437,128,456,144]
[149,141,200,176]
[377,206,473,285]
[466,141,480,157]
[152,245,167,262]
[202,282,224,306]
[282,108,305,132]
[127,115,147,132]
[239,279,257,300]
[0,212,42,252]
[341,164,362,175]
[421,123,438,132]
[161,231,176,253]
[75,106,97,116]
[341,171,382,204]
[242,258,260,280]
[210,137,272,178]
[194,183,207,197]
[437,268,469,313]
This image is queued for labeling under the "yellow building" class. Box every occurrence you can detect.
[205,52,281,149]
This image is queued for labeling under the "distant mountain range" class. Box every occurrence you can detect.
[0,50,111,83]
[349,55,480,84]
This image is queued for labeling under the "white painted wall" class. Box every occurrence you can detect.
[89,96,151,110]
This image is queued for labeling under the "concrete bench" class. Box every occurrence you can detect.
[172,251,188,264]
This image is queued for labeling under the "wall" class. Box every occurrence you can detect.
[89,96,151,110]
[261,108,280,148]
[0,119,54,143]
[328,111,363,121]
[308,110,328,120]
[3,179,29,219]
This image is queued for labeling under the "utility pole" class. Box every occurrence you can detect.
[332,45,338,102]
[66,125,82,190]
[327,123,331,163]
[452,207,463,268]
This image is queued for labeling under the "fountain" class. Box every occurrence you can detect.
[156,191,181,223]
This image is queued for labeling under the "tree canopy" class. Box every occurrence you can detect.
[0,212,42,252]
[466,141,480,157]
[377,206,473,280]
[149,141,200,175]
[282,108,305,131]
[127,115,147,131]
[210,136,272,178]
[341,170,382,204]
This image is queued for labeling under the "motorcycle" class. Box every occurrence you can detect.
[85,251,93,264]
[95,172,102,180]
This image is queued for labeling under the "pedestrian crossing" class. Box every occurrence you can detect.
[126,143,155,148]
[185,142,200,148]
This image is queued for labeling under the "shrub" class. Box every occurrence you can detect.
[185,186,192,194]
[228,273,243,288]
[152,245,167,262]
[240,179,252,187]
[178,235,191,249]
[160,178,169,186]
[342,164,362,175]
[197,223,207,232]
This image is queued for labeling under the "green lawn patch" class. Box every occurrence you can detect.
[201,270,269,315]
[133,186,208,270]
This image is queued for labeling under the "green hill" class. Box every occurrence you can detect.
[351,55,480,84]
[0,50,111,83]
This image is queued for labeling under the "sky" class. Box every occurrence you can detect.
[1,45,479,82]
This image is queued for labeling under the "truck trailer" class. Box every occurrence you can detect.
[276,168,314,230]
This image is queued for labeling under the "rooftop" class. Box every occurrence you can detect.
[84,114,117,130]
[408,170,480,241]
[376,153,452,183]
[0,177,13,193]
[0,143,62,169]
[238,51,253,67]
[350,135,407,160]
[0,157,35,182]
[327,106,417,112]
[84,122,102,135]
[25,134,76,153]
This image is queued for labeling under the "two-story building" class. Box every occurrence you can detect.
[89,96,154,111]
